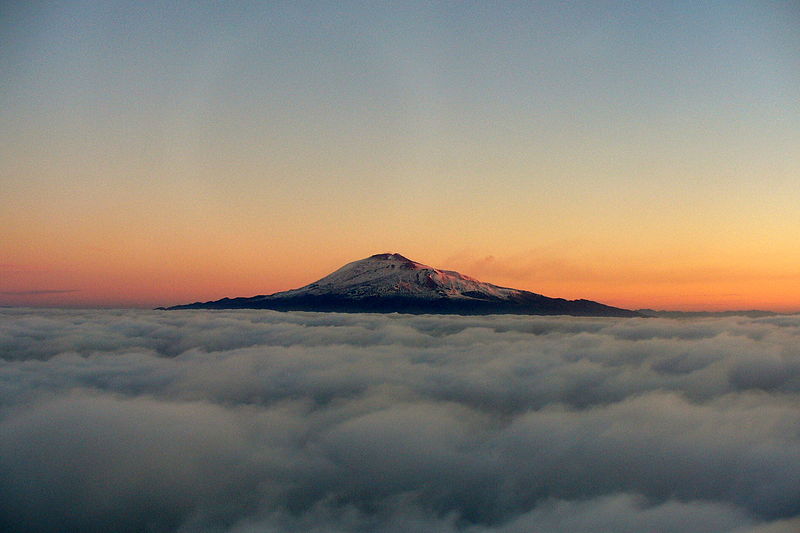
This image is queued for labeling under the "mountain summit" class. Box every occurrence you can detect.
[166,253,639,317]
[272,253,526,301]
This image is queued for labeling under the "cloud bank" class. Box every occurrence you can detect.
[1,308,799,532]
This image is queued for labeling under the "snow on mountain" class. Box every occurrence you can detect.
[165,253,640,317]
[270,253,523,301]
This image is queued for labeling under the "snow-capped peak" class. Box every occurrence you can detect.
[271,253,526,301]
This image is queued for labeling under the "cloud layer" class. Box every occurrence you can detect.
[1,308,799,532]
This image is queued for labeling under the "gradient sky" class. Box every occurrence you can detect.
[2,1,799,310]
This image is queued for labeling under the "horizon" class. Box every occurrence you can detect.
[2,249,800,313]
[2,2,799,311]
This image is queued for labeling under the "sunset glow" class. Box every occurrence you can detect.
[2,2,799,311]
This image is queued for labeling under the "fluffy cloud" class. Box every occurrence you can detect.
[1,308,799,532]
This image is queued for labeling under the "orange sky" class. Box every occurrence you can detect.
[3,229,800,311]
[2,3,799,311]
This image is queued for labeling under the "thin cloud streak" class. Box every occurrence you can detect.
[0,289,80,296]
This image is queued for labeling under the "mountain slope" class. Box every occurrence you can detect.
[166,253,640,317]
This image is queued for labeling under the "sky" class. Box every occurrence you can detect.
[2,1,799,310]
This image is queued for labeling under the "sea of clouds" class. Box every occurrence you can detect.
[1,308,799,532]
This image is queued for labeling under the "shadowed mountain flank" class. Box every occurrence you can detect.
[166,253,640,317]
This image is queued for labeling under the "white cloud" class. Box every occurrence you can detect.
[0,308,798,531]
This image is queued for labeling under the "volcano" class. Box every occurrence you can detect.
[165,253,639,317]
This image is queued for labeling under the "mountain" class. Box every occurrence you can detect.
[165,253,640,317]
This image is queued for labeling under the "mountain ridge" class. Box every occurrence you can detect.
[164,253,641,317]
